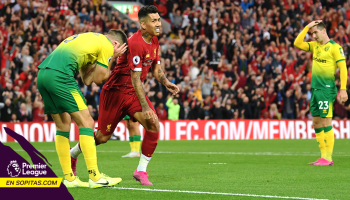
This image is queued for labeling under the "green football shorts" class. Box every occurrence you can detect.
[123,115,131,120]
[37,68,87,114]
[310,88,337,118]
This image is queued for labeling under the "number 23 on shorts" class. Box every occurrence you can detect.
[318,101,329,109]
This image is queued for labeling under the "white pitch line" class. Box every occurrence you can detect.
[112,187,329,200]
[12,149,350,157]
[209,163,227,164]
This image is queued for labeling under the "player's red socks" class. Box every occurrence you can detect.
[141,130,159,157]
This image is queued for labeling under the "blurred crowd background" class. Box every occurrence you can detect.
[1,0,350,123]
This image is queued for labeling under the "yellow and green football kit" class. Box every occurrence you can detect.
[306,39,345,117]
[294,26,348,162]
[37,32,114,114]
[295,26,346,117]
[37,33,116,184]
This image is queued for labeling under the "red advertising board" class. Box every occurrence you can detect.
[1,120,350,143]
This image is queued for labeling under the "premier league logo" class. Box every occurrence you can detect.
[133,56,141,65]
[7,160,20,177]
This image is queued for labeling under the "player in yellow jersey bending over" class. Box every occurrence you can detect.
[37,30,128,188]
[294,20,348,166]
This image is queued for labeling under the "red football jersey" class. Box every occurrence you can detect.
[104,30,160,94]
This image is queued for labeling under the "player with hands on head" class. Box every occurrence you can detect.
[37,30,128,188]
[294,20,348,166]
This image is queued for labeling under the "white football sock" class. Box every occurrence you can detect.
[137,154,152,172]
[70,143,82,159]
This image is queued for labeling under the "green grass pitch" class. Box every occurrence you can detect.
[4,139,350,200]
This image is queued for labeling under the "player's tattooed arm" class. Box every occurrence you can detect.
[131,70,157,120]
[131,70,149,108]
[152,64,169,86]
[152,63,180,95]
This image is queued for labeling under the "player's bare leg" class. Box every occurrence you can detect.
[123,119,141,158]
[132,112,160,185]
[70,110,122,188]
[51,112,88,188]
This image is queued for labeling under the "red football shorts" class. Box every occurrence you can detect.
[97,88,155,135]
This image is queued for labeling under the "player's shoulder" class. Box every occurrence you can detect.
[127,30,141,44]
[328,40,341,48]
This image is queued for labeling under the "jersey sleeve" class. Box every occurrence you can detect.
[333,44,346,63]
[128,40,143,71]
[306,41,317,53]
[96,38,114,69]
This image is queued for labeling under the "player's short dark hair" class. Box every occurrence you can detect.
[316,22,326,30]
[138,5,158,22]
[107,29,128,51]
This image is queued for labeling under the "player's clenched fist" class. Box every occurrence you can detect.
[339,90,348,103]
[142,106,157,122]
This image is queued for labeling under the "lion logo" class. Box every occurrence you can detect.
[106,124,111,132]
[7,160,21,177]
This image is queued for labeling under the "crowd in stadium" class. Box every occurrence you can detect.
[1,0,350,122]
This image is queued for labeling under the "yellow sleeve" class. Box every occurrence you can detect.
[294,26,315,52]
[333,44,346,63]
[337,60,347,90]
[333,43,347,89]
[96,37,114,69]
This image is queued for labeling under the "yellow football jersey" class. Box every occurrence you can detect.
[38,32,114,77]
[306,40,345,89]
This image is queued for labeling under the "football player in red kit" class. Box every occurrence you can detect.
[70,5,179,185]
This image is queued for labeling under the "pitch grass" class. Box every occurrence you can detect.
[5,139,350,200]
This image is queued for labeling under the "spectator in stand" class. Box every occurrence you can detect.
[128,22,138,34]
[179,100,190,120]
[17,102,32,122]
[166,95,180,120]
[0,98,13,122]
[269,103,281,119]
[280,82,297,119]
[187,97,202,119]
[156,102,168,120]
[32,93,45,122]
[211,100,225,119]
